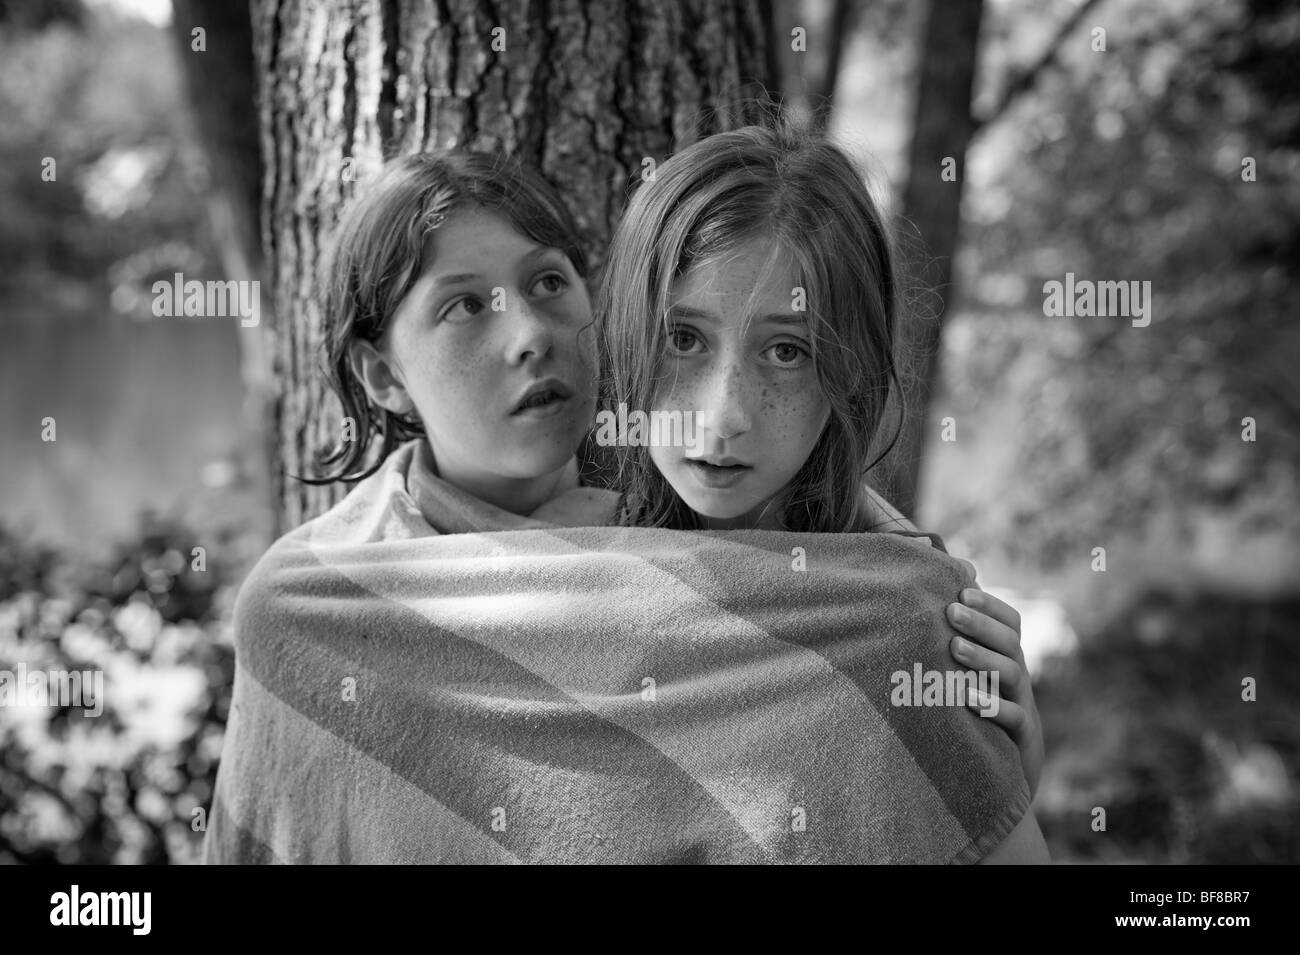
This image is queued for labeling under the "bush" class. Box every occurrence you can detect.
[0,516,235,864]
[1034,589,1300,864]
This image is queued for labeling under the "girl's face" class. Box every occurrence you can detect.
[649,238,831,529]
[356,207,596,507]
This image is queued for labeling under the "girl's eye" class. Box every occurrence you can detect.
[442,296,484,323]
[667,327,703,355]
[765,341,810,367]
[530,271,569,297]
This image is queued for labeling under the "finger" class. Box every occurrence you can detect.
[949,636,1025,699]
[947,601,1022,663]
[954,557,978,585]
[959,587,1022,638]
[966,689,1029,739]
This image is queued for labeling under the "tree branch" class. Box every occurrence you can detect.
[972,0,1106,135]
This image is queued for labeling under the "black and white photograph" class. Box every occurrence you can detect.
[0,0,1296,897]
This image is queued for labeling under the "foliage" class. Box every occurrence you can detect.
[1034,589,1300,863]
[0,518,235,864]
[931,0,1300,587]
[0,8,220,309]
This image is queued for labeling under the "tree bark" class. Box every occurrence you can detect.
[880,0,984,519]
[251,0,774,533]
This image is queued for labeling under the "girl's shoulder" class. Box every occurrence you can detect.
[860,482,919,534]
[856,482,952,555]
[235,442,428,592]
[886,528,950,554]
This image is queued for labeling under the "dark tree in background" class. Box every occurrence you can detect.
[882,0,1105,516]
[853,0,987,518]
[169,0,272,518]
[767,0,858,129]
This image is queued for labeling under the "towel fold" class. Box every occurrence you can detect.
[204,441,1028,864]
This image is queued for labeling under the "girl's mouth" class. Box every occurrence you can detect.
[686,459,751,489]
[511,377,575,417]
[512,390,569,418]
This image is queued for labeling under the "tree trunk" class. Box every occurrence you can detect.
[251,0,774,533]
[170,0,279,539]
[879,0,984,519]
[806,0,853,128]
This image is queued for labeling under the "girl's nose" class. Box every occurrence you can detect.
[505,290,554,364]
[695,357,752,441]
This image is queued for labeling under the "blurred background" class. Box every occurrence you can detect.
[0,0,1296,863]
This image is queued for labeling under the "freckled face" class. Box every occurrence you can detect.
[649,238,830,529]
[381,208,596,486]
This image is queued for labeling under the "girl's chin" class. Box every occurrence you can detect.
[492,440,581,480]
[500,414,588,448]
[672,491,769,527]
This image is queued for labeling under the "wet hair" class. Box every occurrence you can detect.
[303,150,589,485]
[597,116,905,532]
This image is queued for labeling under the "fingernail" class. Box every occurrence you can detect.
[949,603,969,625]
[961,588,980,606]
[952,636,969,658]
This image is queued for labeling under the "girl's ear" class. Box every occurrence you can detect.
[348,339,415,415]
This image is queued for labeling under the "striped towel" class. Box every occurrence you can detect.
[204,441,1029,864]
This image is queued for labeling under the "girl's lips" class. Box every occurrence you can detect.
[511,394,570,419]
[686,459,751,489]
[512,378,573,414]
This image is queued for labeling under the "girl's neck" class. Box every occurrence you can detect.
[698,498,784,531]
[417,442,580,518]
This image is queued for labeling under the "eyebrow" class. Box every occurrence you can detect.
[668,305,808,327]
[431,273,481,287]
[430,247,562,289]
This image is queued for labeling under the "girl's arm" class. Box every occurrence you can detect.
[865,482,1045,799]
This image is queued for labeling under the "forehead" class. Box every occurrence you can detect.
[420,206,543,271]
[671,237,801,320]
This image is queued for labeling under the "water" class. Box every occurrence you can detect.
[0,294,246,557]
